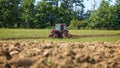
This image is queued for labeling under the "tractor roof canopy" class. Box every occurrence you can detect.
[55,23,67,31]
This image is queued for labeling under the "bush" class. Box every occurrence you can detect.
[68,19,87,29]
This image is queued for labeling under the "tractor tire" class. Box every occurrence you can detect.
[62,30,69,38]
[53,33,58,38]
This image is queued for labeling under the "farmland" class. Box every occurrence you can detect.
[0,29,120,42]
[0,41,120,68]
[0,29,120,68]
[0,0,120,67]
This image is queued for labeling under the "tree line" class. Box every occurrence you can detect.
[0,0,120,30]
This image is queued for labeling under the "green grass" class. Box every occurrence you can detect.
[0,28,120,42]
[0,29,50,38]
[69,30,120,35]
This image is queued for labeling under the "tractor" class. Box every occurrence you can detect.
[49,23,70,38]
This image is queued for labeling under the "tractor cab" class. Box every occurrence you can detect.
[49,23,70,38]
[55,24,67,31]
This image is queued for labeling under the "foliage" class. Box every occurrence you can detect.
[35,2,51,28]
[0,0,85,28]
[0,0,120,30]
[20,0,35,28]
[0,0,21,28]
[114,0,120,29]
[68,19,86,29]
[86,0,120,30]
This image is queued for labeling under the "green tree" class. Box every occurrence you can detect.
[20,0,35,28]
[114,0,120,29]
[87,0,116,29]
[0,0,21,28]
[35,2,52,28]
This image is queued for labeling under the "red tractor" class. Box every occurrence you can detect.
[49,23,70,38]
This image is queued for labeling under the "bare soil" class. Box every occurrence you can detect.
[0,41,120,68]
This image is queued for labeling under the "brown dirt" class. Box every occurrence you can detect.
[0,41,120,68]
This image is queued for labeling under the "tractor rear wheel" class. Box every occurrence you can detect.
[53,33,58,38]
[62,30,69,38]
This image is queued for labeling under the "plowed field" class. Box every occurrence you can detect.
[0,41,120,68]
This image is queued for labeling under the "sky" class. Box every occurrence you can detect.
[35,0,116,12]
[83,0,116,11]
